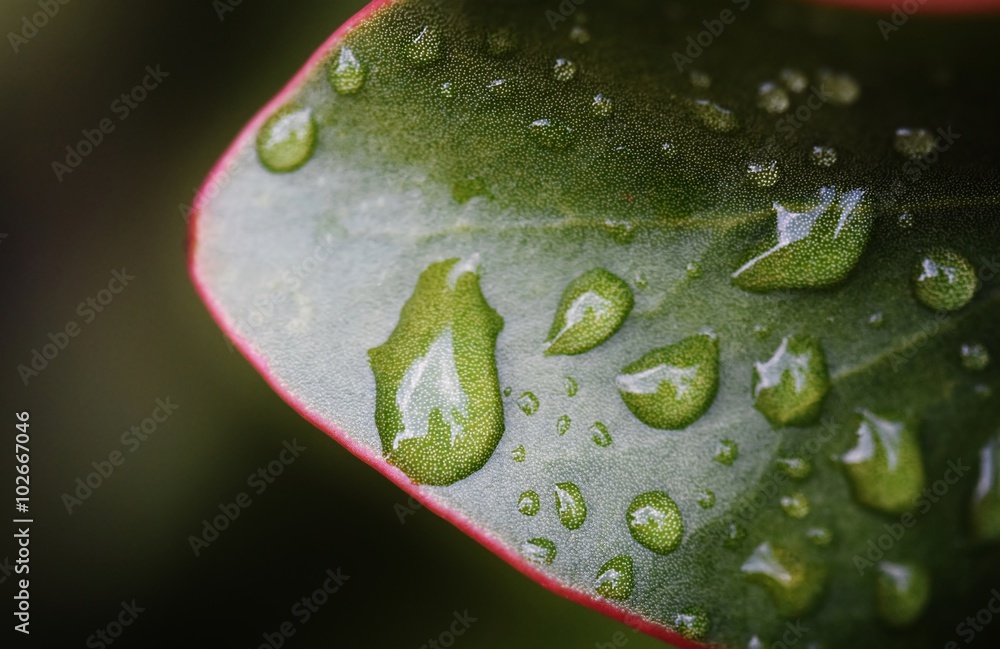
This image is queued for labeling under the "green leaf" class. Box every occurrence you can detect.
[190,0,1000,646]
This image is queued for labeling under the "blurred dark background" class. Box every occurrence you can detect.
[0,0,668,646]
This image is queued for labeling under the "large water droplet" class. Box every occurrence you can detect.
[518,490,541,516]
[817,70,860,105]
[911,248,977,312]
[255,104,317,173]
[741,542,826,617]
[780,492,810,519]
[617,334,719,430]
[757,82,789,114]
[876,561,931,627]
[626,491,684,555]
[961,343,991,371]
[595,555,634,601]
[408,25,442,64]
[714,439,739,466]
[732,187,874,291]
[752,335,829,428]
[368,259,504,485]
[522,538,557,564]
[748,161,780,187]
[780,68,808,93]
[528,118,574,150]
[555,482,587,530]
[557,414,571,436]
[776,457,812,480]
[553,58,577,81]
[328,46,365,94]
[840,410,926,514]
[893,128,937,159]
[674,607,709,640]
[590,422,612,447]
[545,268,633,356]
[691,99,738,133]
[971,434,1000,543]
[517,391,539,416]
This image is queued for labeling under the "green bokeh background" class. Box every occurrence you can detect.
[0,0,667,645]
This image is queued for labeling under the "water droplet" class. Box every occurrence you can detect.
[840,410,926,514]
[503,387,512,397]
[780,68,808,93]
[328,46,365,94]
[741,542,826,616]
[569,25,591,44]
[691,99,738,133]
[522,537,557,564]
[545,268,633,356]
[617,334,719,430]
[752,335,829,428]
[714,439,739,466]
[971,434,1000,543]
[451,176,490,204]
[810,145,837,167]
[894,128,937,159]
[438,82,455,99]
[748,636,765,649]
[817,70,860,105]
[723,522,747,548]
[517,392,539,416]
[661,142,677,159]
[732,186,874,291]
[602,219,637,243]
[912,248,977,312]
[898,213,914,229]
[528,118,574,150]
[485,28,516,58]
[553,57,577,81]
[626,491,684,555]
[591,93,613,117]
[686,262,702,279]
[590,422,612,447]
[868,311,884,328]
[777,457,812,480]
[806,527,832,546]
[368,259,504,485]
[690,70,712,89]
[512,445,525,462]
[753,324,771,339]
[674,607,709,640]
[518,490,541,516]
[698,490,716,509]
[595,555,634,600]
[555,482,587,530]
[408,25,442,64]
[255,104,317,173]
[780,492,810,519]
[486,78,512,99]
[557,414,571,436]
[876,561,931,627]
[961,343,991,371]
[565,376,579,396]
[757,82,789,114]
[748,161,780,187]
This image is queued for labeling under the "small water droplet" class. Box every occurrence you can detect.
[748,161,780,187]
[451,176,490,204]
[553,57,577,81]
[522,537,557,564]
[691,99,738,133]
[591,93,613,117]
[255,104,317,173]
[748,636,765,649]
[328,46,365,94]
[868,311,884,328]
[618,334,720,430]
[876,561,931,627]
[590,422,612,447]
[753,335,829,428]
[626,491,684,555]
[723,522,747,548]
[555,482,587,530]
[518,490,541,516]
[661,142,677,159]
[698,490,716,509]
[565,376,579,396]
[780,492,810,519]
[732,186,874,291]
[512,445,525,462]
[368,259,504,485]
[971,434,1000,543]
[757,82,789,114]
[690,70,712,89]
[776,457,812,480]
[961,343,991,371]
[686,262,702,279]
[595,555,634,600]
[674,607,709,640]
[485,28,516,58]
[545,268,633,356]
[714,439,739,466]
[840,410,926,514]
[779,68,808,93]
[569,25,591,44]
[894,128,937,159]
[528,118,574,150]
[408,25,442,64]
[975,383,993,399]
[503,387,512,397]
[806,527,833,546]
[912,248,977,312]
[557,414,571,436]
[517,392,540,415]
[486,78,512,99]
[898,213,914,229]
[741,542,826,616]
[810,145,837,167]
[438,81,455,99]
[753,324,771,339]
[817,70,860,105]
